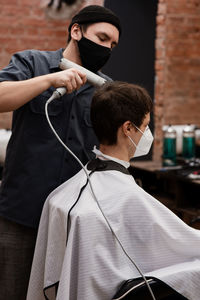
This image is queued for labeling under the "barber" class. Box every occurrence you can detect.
[0,5,121,299]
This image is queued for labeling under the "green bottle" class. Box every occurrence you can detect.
[182,124,195,160]
[163,125,176,166]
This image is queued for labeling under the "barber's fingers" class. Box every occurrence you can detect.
[73,69,87,89]
[70,71,84,91]
[72,68,87,83]
[65,75,81,94]
[60,68,86,93]
[65,81,73,94]
[50,68,87,93]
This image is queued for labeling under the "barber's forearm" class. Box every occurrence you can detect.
[0,75,52,113]
[0,69,86,112]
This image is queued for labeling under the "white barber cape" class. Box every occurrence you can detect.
[27,154,200,300]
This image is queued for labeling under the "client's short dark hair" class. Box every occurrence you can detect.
[91,81,153,145]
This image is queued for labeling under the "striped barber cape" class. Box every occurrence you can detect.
[27,159,200,300]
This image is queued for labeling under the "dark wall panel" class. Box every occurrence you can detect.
[103,0,158,100]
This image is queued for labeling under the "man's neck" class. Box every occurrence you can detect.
[63,40,82,65]
[99,144,130,162]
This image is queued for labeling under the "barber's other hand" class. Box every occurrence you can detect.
[49,68,87,94]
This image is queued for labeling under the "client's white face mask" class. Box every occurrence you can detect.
[128,125,154,158]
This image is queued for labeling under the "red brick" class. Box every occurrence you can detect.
[45,41,66,51]
[21,18,47,27]
[1,5,30,17]
[24,28,39,36]
[166,17,200,40]
[156,70,165,82]
[4,46,25,55]
[0,16,18,25]
[154,106,164,122]
[17,37,46,49]
[38,29,56,37]
[156,15,165,25]
[186,16,200,27]
[10,26,25,36]
[155,85,164,101]
[0,37,17,47]
[0,56,10,69]
[167,4,200,15]
[155,60,165,71]
[0,0,17,4]
[48,20,68,28]
[54,30,68,37]
[156,25,166,38]
[156,48,165,60]
[0,26,9,36]
[155,38,165,49]
[31,8,45,19]
[157,3,167,15]
[19,0,34,7]
[166,41,200,58]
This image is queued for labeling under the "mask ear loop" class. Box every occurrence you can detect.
[127,122,140,148]
[128,124,148,153]
[134,124,149,136]
[128,135,137,148]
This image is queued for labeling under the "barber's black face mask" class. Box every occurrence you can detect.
[77,36,111,73]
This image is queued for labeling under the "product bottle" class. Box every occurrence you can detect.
[163,125,176,166]
[182,124,195,160]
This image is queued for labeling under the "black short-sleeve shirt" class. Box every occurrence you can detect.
[0,49,110,228]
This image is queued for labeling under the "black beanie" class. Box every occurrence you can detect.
[68,5,121,36]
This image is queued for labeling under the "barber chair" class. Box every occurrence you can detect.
[112,277,188,300]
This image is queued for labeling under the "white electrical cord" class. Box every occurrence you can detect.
[45,96,156,300]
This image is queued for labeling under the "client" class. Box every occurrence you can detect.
[27,81,200,300]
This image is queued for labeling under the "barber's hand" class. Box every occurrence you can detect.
[49,68,87,94]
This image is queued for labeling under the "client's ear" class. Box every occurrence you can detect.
[122,121,132,136]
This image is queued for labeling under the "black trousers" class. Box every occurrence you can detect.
[0,216,37,300]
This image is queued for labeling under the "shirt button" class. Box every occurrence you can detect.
[71,115,75,119]
[68,137,72,141]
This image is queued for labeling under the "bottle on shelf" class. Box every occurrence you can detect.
[163,125,177,166]
[182,124,195,160]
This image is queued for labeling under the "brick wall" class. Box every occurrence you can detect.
[0,0,103,128]
[154,0,200,161]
